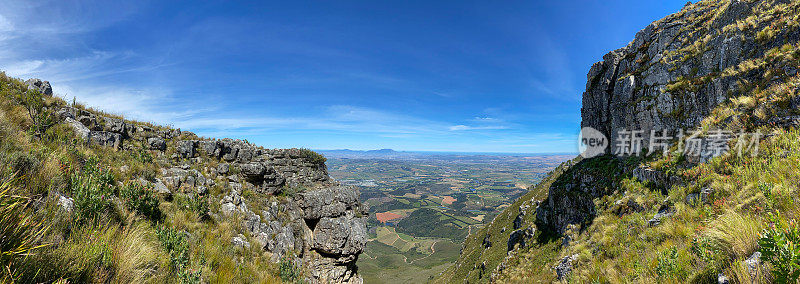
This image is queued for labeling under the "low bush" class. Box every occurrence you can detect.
[299,148,326,164]
[279,256,301,282]
[177,193,209,218]
[759,213,800,283]
[71,159,116,223]
[120,182,161,221]
[156,225,202,284]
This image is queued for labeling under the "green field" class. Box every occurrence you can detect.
[325,153,571,283]
[358,240,461,284]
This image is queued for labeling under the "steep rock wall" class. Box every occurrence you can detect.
[582,0,799,153]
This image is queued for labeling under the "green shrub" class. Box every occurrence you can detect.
[130,148,153,164]
[71,159,115,223]
[14,89,56,137]
[690,237,721,267]
[279,185,306,198]
[156,225,201,283]
[655,247,688,281]
[279,256,300,282]
[759,213,800,283]
[120,182,161,221]
[179,193,209,218]
[8,151,39,179]
[299,148,326,164]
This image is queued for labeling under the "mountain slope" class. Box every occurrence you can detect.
[437,0,800,282]
[0,74,366,283]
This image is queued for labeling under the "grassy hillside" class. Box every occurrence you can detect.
[437,0,800,282]
[0,73,285,283]
[434,160,577,283]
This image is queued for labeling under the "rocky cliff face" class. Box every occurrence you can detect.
[439,0,800,282]
[55,97,367,283]
[546,0,800,233]
[582,0,799,153]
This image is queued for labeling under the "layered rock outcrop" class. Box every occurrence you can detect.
[50,92,366,283]
[544,0,800,234]
[582,0,799,154]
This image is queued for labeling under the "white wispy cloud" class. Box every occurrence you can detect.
[448,124,509,131]
[177,105,454,137]
[0,1,566,153]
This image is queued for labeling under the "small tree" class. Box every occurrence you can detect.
[15,90,56,138]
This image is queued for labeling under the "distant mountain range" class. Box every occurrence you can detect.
[318,149,575,159]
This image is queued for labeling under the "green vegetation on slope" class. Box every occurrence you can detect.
[438,0,800,282]
[0,73,282,283]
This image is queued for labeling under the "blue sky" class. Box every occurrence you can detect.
[0,0,688,153]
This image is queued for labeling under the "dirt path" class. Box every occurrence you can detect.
[408,240,438,264]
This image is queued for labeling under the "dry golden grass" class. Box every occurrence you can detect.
[703,210,764,260]
[111,221,162,283]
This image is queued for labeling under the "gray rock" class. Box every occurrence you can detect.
[152,179,171,195]
[240,163,266,179]
[25,79,53,96]
[554,254,578,281]
[217,163,230,175]
[686,193,700,204]
[199,140,220,157]
[56,107,77,120]
[177,140,196,158]
[88,131,122,149]
[64,117,90,141]
[701,187,715,204]
[232,234,251,249]
[513,213,524,230]
[312,216,367,257]
[78,115,101,131]
[612,198,645,216]
[296,186,359,219]
[745,251,761,277]
[718,273,729,284]
[648,203,675,227]
[507,227,535,252]
[102,117,127,135]
[220,202,238,217]
[57,194,74,212]
[147,137,166,151]
[482,234,492,248]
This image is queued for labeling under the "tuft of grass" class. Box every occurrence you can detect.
[0,177,49,281]
[703,210,764,260]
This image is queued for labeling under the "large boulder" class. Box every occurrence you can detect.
[64,117,90,141]
[199,140,220,157]
[147,137,166,151]
[240,163,266,179]
[88,131,122,149]
[25,79,53,96]
[177,140,197,158]
[102,117,127,136]
[295,186,360,220]
[311,216,367,259]
[507,227,535,252]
